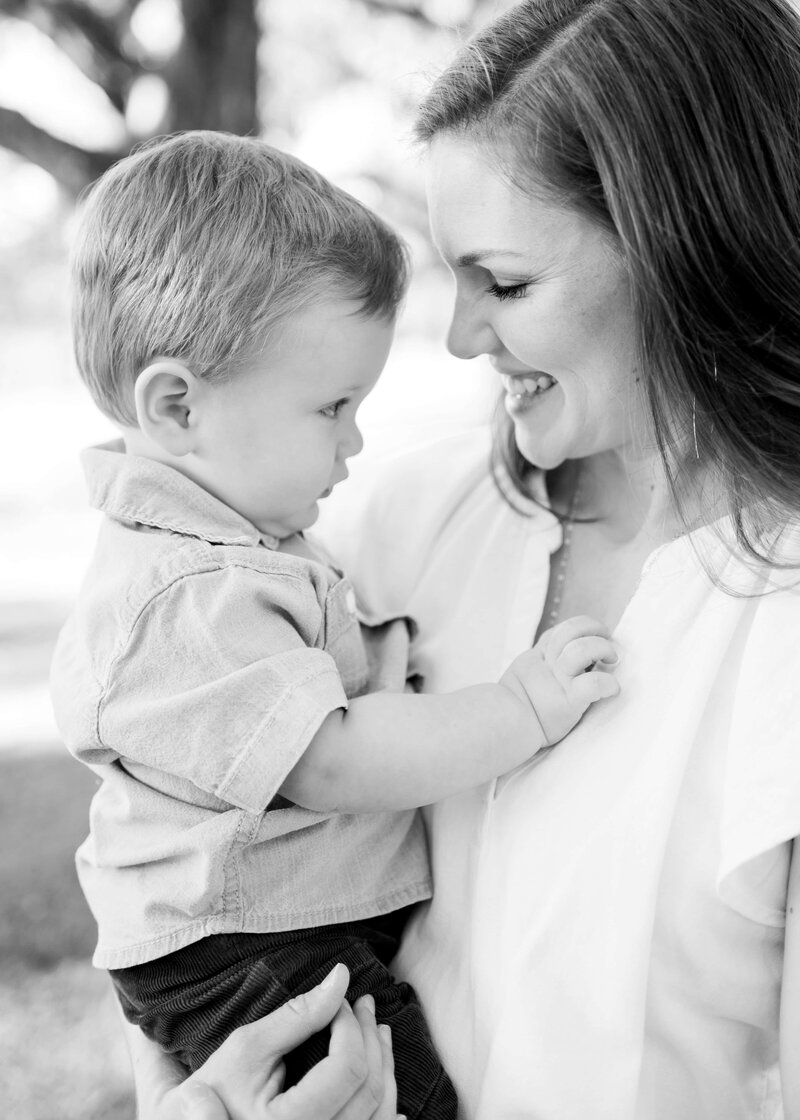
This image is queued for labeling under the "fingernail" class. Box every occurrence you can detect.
[379,1023,392,1042]
[601,652,620,666]
[320,962,344,990]
[362,993,375,1013]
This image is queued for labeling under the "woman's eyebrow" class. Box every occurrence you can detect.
[455,250,529,268]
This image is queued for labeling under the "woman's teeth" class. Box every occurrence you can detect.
[502,373,556,399]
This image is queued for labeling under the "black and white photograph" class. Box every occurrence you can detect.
[2,2,800,1118]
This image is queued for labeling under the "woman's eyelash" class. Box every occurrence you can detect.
[486,281,530,301]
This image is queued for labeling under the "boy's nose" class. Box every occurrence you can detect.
[340,423,364,458]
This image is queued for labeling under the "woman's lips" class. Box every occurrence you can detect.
[500,372,558,417]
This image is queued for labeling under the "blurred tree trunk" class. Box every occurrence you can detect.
[0,0,261,195]
[166,0,258,134]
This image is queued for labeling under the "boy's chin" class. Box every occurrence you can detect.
[267,504,320,539]
[299,502,321,529]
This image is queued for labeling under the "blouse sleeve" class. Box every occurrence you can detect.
[717,581,800,926]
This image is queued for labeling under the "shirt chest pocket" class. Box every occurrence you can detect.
[322,579,369,698]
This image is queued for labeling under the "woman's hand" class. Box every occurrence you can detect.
[130,964,403,1120]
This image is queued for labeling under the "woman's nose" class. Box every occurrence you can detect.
[446,292,495,360]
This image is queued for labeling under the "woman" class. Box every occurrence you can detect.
[135,0,800,1115]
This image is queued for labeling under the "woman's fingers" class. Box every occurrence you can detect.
[350,996,385,1110]
[177,1080,231,1119]
[268,1001,370,1119]
[189,964,352,1120]
[374,1024,400,1120]
[331,996,388,1120]
[201,962,352,1092]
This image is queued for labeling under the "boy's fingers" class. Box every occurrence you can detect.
[545,615,612,658]
[568,669,620,707]
[556,637,619,678]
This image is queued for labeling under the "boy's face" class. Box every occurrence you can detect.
[191,300,394,539]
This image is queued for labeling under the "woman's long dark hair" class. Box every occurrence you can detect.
[416,0,800,563]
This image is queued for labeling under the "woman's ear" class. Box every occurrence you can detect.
[133,359,200,456]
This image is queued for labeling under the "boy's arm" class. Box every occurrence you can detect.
[281,615,619,813]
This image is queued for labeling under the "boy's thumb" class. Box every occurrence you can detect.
[264,962,350,1052]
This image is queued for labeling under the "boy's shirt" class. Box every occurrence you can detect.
[50,441,431,969]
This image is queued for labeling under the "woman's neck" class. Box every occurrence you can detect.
[556,447,720,548]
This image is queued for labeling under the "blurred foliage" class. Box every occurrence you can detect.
[0,0,517,332]
[0,0,506,195]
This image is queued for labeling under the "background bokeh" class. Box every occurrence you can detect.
[0,1,513,1114]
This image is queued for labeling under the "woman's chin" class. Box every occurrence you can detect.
[513,432,569,473]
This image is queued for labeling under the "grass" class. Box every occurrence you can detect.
[0,729,135,1118]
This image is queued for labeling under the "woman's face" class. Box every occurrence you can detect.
[426,135,649,471]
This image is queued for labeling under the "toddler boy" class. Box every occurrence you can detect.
[50,131,619,1120]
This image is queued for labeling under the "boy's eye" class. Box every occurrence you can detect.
[486,281,530,301]
[319,398,348,419]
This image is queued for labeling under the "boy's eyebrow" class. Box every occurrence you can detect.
[455,250,529,268]
[314,382,365,401]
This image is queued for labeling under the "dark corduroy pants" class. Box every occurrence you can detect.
[111,908,457,1120]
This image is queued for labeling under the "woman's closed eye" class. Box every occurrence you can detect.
[486,280,530,301]
[319,398,349,419]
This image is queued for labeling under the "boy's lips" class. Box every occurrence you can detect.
[320,471,349,499]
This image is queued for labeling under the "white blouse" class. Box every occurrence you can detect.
[319,428,799,1120]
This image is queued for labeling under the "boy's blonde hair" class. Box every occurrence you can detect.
[71,131,409,425]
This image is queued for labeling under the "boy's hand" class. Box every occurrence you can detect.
[501,615,620,746]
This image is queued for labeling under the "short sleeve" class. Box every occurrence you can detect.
[718,583,800,926]
[99,564,348,814]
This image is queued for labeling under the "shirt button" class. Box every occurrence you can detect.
[345,588,357,614]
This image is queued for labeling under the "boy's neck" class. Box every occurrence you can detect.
[122,427,319,559]
[277,533,320,561]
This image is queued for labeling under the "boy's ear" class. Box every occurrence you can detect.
[134,359,201,456]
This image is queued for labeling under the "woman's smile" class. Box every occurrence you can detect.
[427,134,645,470]
[500,372,559,413]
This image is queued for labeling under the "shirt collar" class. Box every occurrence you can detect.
[81,440,281,550]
